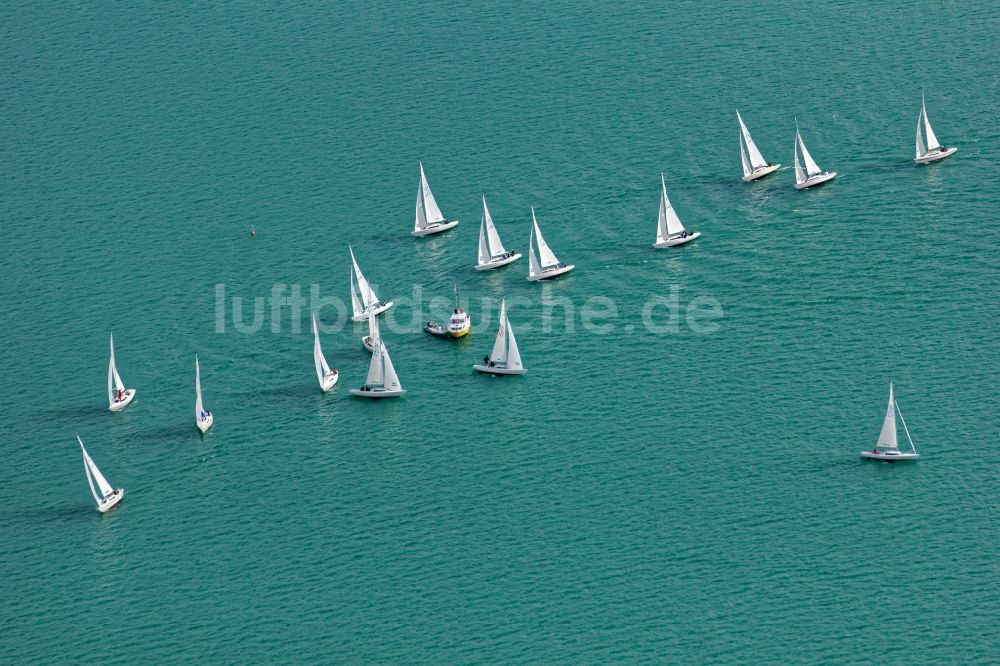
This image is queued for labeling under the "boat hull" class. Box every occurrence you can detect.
[412,220,460,237]
[742,163,781,182]
[362,336,375,352]
[109,389,136,412]
[527,264,575,281]
[475,253,522,271]
[349,388,407,398]
[860,450,920,461]
[473,364,526,375]
[351,301,394,322]
[795,171,837,189]
[197,414,214,433]
[98,489,125,513]
[319,372,339,392]
[654,231,701,248]
[915,147,957,164]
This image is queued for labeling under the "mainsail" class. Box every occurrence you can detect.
[737,111,768,170]
[657,174,686,241]
[876,383,899,449]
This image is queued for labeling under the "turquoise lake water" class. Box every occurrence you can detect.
[2,1,999,662]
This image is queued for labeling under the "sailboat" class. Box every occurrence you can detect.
[312,315,339,391]
[412,162,459,236]
[793,120,837,189]
[473,299,525,375]
[860,383,919,461]
[349,245,393,322]
[475,197,521,270]
[361,307,377,353]
[107,333,136,411]
[738,110,781,181]
[653,174,701,248]
[350,290,406,398]
[78,436,124,512]
[527,208,574,281]
[915,93,957,164]
[194,355,213,433]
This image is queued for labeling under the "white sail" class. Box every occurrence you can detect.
[107,333,125,407]
[349,246,377,311]
[876,383,899,449]
[793,135,805,184]
[505,317,522,370]
[531,208,560,268]
[797,131,823,176]
[737,111,768,169]
[657,174,686,241]
[478,218,490,265]
[740,131,752,177]
[194,355,205,421]
[79,437,113,499]
[915,109,927,158]
[365,306,383,385]
[381,345,402,391]
[482,197,506,257]
[419,163,446,224]
[312,315,330,385]
[528,229,541,278]
[921,96,940,151]
[414,183,427,232]
[490,300,508,363]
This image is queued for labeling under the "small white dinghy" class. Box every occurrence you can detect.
[527,208,574,281]
[194,355,214,433]
[474,299,525,375]
[78,436,124,513]
[412,162,459,236]
[915,93,957,164]
[107,332,136,411]
[860,383,920,461]
[653,174,701,248]
[350,297,406,398]
[475,197,521,270]
[313,315,339,391]
[349,245,393,322]
[738,110,781,181]
[793,121,837,189]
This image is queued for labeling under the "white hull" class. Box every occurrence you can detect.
[362,336,375,353]
[197,414,214,433]
[915,147,957,164]
[527,264,575,281]
[351,301,394,322]
[412,220,459,237]
[349,387,407,398]
[319,371,339,392]
[860,450,920,461]
[795,171,837,189]
[473,364,526,375]
[109,389,136,412]
[475,252,522,271]
[97,489,125,513]
[654,231,701,248]
[742,163,781,182]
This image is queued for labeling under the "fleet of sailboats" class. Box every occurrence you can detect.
[79,436,124,512]
[860,383,919,461]
[350,245,393,322]
[793,121,837,189]
[413,162,459,236]
[527,208,574,281]
[313,315,339,391]
[69,108,956,510]
[473,299,525,375]
[108,332,136,411]
[738,110,781,181]
[475,197,521,270]
[653,174,700,248]
[915,93,957,164]
[194,355,213,433]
